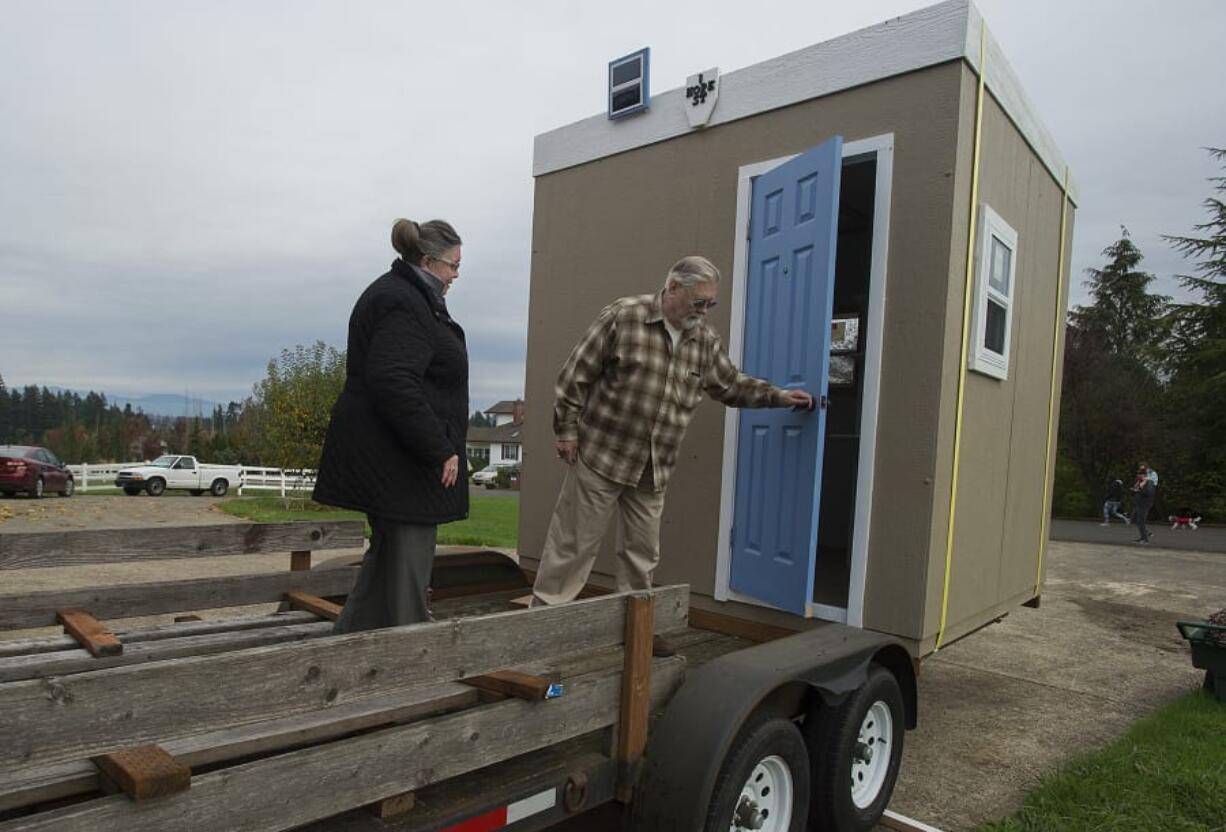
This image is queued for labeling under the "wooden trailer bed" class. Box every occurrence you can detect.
[0,521,757,831]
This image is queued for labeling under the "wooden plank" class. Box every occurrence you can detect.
[689,607,798,643]
[291,550,312,571]
[0,682,480,812]
[0,521,365,571]
[0,641,643,813]
[284,591,342,622]
[55,610,122,658]
[300,743,612,832]
[0,567,360,630]
[463,670,559,701]
[0,585,688,772]
[0,622,333,683]
[91,745,190,801]
[615,593,654,803]
[0,657,685,832]
[0,612,320,659]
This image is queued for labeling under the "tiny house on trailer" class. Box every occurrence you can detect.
[520,0,1078,655]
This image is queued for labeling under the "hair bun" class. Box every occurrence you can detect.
[391,218,420,258]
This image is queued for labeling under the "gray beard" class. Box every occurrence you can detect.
[682,315,702,330]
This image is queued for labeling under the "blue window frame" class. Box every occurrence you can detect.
[608,48,650,120]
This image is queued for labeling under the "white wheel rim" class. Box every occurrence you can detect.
[851,700,893,809]
[730,754,793,832]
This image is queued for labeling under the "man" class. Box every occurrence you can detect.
[1100,478,1128,526]
[532,255,814,607]
[1132,462,1158,544]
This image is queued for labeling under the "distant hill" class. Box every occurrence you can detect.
[105,393,223,418]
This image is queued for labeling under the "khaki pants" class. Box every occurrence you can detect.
[532,457,667,605]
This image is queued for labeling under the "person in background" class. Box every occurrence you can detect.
[1131,462,1158,544]
[314,218,468,632]
[531,255,814,610]
[1100,478,1129,526]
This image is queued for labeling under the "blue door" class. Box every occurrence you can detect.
[730,136,842,614]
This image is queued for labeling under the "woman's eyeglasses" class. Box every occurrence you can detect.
[431,255,461,272]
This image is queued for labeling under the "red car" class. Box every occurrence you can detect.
[0,445,75,498]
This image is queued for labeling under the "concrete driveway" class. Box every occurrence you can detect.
[887,534,1224,830]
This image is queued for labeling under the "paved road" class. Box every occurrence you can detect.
[1050,517,1225,552]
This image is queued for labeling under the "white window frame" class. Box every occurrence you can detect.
[501,443,520,462]
[969,204,1018,380]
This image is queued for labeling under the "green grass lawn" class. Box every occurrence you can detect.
[979,691,1226,832]
[218,494,519,548]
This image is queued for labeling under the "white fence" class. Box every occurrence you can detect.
[66,463,318,497]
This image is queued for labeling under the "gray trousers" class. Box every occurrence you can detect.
[333,515,436,633]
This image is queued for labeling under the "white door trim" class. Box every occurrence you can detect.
[714,133,894,627]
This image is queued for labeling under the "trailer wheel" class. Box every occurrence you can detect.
[123,487,141,496]
[806,664,904,832]
[145,477,166,497]
[703,713,809,832]
[210,479,228,497]
[190,489,204,496]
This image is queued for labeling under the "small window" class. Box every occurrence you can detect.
[469,446,490,461]
[969,205,1018,380]
[501,444,520,462]
[608,48,650,120]
[174,458,195,470]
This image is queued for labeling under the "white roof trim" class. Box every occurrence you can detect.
[532,0,1077,204]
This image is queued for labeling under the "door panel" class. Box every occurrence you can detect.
[730,136,842,614]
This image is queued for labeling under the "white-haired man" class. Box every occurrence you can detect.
[532,255,814,607]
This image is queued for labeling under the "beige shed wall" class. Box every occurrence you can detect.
[918,64,1076,652]
[520,62,967,644]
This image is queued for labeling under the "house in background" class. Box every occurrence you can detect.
[466,399,524,466]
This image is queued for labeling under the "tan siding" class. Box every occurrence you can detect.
[921,64,1076,645]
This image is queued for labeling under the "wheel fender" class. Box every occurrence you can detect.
[633,625,915,830]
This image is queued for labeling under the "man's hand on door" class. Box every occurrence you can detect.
[783,390,815,411]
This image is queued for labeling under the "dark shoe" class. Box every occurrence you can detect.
[652,634,678,657]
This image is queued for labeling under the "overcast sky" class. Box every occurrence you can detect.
[2,0,1223,411]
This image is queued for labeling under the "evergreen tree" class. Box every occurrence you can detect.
[1058,230,1170,501]
[1161,147,1226,517]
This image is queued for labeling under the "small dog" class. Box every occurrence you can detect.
[1168,514,1201,530]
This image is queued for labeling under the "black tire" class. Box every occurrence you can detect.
[1206,670,1216,695]
[806,665,905,832]
[209,479,228,497]
[145,477,166,497]
[59,478,74,497]
[123,487,141,496]
[190,489,204,496]
[31,477,44,499]
[704,713,810,832]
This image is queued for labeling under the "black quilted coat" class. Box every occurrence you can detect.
[313,258,469,524]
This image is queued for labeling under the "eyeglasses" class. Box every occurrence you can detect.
[431,255,461,272]
[689,298,718,311]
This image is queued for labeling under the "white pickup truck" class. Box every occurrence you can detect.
[114,455,243,497]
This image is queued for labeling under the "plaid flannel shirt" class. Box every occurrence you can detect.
[553,292,790,491]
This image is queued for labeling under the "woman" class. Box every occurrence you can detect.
[313,218,468,632]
